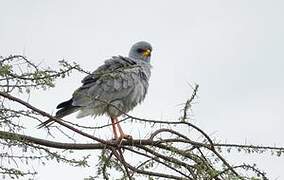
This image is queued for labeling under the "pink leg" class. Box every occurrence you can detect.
[111,117,118,139]
[113,117,132,139]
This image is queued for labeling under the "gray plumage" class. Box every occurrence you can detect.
[38,41,152,128]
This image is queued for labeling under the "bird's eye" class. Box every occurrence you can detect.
[137,48,144,53]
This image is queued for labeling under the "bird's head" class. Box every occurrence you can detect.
[129,41,152,63]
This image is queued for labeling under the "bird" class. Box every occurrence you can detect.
[38,41,152,140]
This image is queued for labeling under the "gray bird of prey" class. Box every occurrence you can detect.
[39,41,152,140]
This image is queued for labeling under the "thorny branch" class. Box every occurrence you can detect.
[0,55,279,179]
[0,86,273,180]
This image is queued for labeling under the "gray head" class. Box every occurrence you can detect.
[128,41,152,63]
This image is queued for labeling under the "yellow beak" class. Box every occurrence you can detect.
[143,49,151,57]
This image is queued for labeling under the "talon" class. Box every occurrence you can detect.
[122,134,132,140]
[117,134,132,141]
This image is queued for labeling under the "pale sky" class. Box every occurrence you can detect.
[1,0,284,179]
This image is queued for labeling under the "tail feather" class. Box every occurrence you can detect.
[38,99,79,128]
[56,99,73,109]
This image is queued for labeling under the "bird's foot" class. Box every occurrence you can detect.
[111,134,132,142]
[117,134,132,146]
[111,134,132,145]
[117,134,132,141]
[120,134,132,140]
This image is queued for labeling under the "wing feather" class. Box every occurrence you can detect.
[71,56,147,109]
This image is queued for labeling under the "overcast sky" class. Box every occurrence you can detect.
[1,0,284,179]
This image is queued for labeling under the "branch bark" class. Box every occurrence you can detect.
[0,90,275,180]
